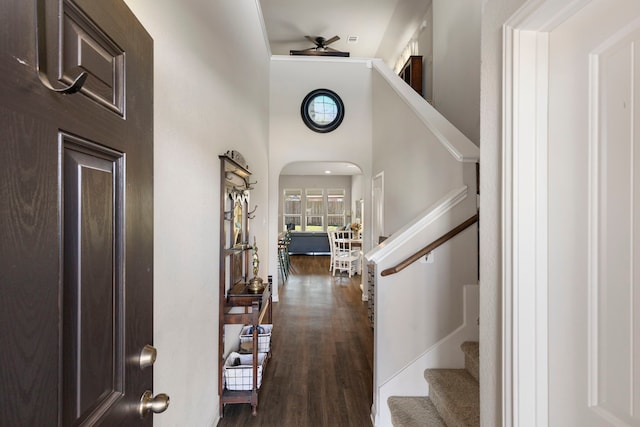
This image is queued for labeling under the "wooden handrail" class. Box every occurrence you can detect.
[380,213,479,277]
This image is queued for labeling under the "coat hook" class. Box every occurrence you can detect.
[35,0,87,95]
[38,71,88,94]
[247,205,258,219]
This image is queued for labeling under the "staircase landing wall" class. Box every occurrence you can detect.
[371,59,478,236]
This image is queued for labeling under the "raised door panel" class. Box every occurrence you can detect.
[61,2,125,114]
[591,22,640,423]
[62,138,125,425]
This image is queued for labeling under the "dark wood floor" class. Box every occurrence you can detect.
[217,255,374,427]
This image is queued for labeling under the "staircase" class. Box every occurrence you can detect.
[388,341,479,427]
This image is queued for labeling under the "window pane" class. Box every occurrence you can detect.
[306,215,323,231]
[308,95,338,125]
[305,189,324,231]
[327,190,345,215]
[307,198,323,215]
[327,189,345,229]
[283,189,302,231]
[284,216,301,231]
[284,189,302,215]
[327,215,345,230]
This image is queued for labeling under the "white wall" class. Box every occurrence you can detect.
[417,5,434,103]
[480,1,528,426]
[371,71,471,235]
[378,0,480,145]
[268,57,373,301]
[122,1,270,425]
[432,0,481,144]
[375,0,433,68]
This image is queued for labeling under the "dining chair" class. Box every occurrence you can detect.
[332,230,361,277]
[327,230,337,272]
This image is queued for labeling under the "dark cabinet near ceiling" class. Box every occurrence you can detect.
[399,55,423,95]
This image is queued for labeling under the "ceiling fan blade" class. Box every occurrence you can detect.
[324,35,340,46]
[324,47,350,57]
[321,50,350,57]
[290,49,350,57]
[289,49,307,56]
[304,35,318,45]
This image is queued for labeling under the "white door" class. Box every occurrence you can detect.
[547,0,640,425]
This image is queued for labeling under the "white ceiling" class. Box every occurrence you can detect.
[280,161,362,176]
[259,0,432,61]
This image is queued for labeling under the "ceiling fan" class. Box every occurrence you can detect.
[289,35,350,57]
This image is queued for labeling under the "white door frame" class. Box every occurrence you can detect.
[502,1,592,426]
[372,171,384,244]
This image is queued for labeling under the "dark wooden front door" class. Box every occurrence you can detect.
[0,1,155,425]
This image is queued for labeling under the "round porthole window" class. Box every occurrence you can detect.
[300,89,345,133]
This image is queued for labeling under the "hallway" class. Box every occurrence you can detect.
[217,255,374,426]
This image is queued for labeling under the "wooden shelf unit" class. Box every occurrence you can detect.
[220,287,272,415]
[399,55,423,95]
[218,152,272,417]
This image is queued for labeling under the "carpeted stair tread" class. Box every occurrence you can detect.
[460,341,479,382]
[388,396,446,427]
[425,369,479,427]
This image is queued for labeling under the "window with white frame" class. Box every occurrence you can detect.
[305,189,324,231]
[327,188,346,230]
[283,189,302,231]
[283,187,347,232]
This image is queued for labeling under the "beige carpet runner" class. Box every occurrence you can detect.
[388,341,479,427]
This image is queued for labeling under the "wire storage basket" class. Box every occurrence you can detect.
[224,352,267,391]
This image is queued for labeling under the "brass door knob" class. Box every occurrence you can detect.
[139,390,170,417]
